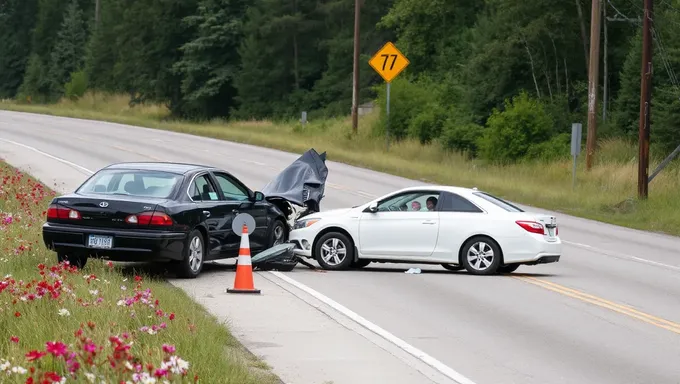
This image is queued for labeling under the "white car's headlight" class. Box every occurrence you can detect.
[294,218,320,230]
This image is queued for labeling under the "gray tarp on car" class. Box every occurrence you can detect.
[261,148,328,211]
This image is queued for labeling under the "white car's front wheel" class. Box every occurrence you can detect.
[314,231,354,270]
[460,236,502,275]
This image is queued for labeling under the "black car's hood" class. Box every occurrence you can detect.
[261,148,328,210]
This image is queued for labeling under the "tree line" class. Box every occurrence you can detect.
[1,0,679,162]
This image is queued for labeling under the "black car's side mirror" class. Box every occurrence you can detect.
[252,191,265,202]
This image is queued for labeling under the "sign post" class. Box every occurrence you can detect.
[368,42,410,151]
[571,123,583,189]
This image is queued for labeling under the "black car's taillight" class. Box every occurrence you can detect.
[46,204,81,220]
[125,211,173,226]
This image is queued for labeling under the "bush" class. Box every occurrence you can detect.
[408,103,447,144]
[440,119,485,157]
[371,77,439,140]
[525,132,571,162]
[477,91,554,163]
[64,70,88,101]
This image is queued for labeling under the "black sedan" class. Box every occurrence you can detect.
[42,149,328,278]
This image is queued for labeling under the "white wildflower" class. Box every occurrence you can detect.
[89,289,98,296]
[11,365,27,375]
[58,308,70,316]
[85,373,96,383]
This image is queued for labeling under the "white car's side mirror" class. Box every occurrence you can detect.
[368,202,378,213]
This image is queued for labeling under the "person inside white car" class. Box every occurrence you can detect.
[426,196,438,211]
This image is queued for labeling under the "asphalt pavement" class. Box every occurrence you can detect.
[2,110,680,384]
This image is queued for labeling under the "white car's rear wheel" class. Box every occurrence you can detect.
[314,232,354,270]
[460,236,502,275]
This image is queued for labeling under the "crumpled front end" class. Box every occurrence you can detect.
[261,148,329,227]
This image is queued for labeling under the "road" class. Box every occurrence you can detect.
[2,110,680,384]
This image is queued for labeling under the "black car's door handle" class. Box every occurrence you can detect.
[203,210,211,218]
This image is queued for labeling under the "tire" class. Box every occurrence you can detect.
[441,263,464,271]
[57,251,87,269]
[314,231,354,270]
[351,259,371,269]
[460,236,502,275]
[175,229,205,279]
[498,264,521,274]
[269,219,287,247]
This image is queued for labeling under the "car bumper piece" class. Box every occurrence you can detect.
[42,223,187,261]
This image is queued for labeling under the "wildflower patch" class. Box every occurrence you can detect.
[0,161,279,383]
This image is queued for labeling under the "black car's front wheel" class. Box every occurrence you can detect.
[270,219,287,247]
[175,229,205,278]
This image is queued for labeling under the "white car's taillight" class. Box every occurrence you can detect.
[515,220,544,235]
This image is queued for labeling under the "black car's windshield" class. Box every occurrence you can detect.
[77,169,183,199]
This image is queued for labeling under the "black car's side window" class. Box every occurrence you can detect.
[212,173,249,201]
[190,174,219,201]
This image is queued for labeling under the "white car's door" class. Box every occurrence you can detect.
[358,191,442,258]
[431,191,488,260]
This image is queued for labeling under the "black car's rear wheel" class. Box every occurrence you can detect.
[175,229,205,279]
[57,251,87,269]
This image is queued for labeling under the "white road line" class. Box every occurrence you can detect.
[0,138,94,175]
[270,271,477,384]
[0,138,477,384]
[563,240,680,271]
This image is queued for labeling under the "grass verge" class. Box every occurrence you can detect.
[1,93,679,236]
[0,161,279,383]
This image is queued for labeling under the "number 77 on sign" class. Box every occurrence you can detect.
[368,42,410,83]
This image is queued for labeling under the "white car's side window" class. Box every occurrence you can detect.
[377,192,441,212]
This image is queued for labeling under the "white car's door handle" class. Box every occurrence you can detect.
[422,220,436,225]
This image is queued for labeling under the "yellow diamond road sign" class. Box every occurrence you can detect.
[369,41,410,83]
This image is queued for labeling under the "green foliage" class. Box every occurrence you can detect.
[16,54,49,103]
[173,0,247,119]
[0,0,39,99]
[2,0,680,158]
[47,0,87,98]
[440,120,485,158]
[478,92,554,164]
[408,103,447,144]
[371,77,439,140]
[64,70,88,100]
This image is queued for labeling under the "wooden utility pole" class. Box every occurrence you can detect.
[638,0,653,199]
[351,0,361,134]
[585,0,601,170]
[602,0,608,122]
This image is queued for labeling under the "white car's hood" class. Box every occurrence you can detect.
[311,207,354,218]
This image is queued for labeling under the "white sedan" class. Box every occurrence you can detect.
[288,185,561,275]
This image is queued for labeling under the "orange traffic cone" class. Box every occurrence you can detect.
[227,224,261,294]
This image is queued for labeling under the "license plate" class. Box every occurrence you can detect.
[88,235,113,249]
